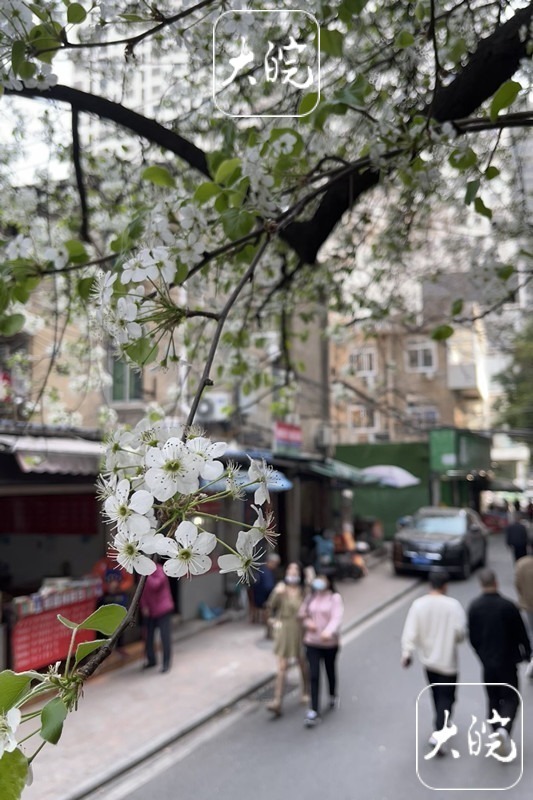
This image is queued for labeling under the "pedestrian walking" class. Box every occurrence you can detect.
[505,515,529,562]
[299,574,344,728]
[468,568,532,755]
[248,552,280,625]
[266,562,309,717]
[140,559,174,673]
[514,555,533,679]
[401,571,466,754]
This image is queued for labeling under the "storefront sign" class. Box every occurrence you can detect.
[273,421,302,455]
[12,598,96,671]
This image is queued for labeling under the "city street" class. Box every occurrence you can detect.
[89,535,532,800]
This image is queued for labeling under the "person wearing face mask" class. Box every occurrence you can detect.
[298,574,344,727]
[266,562,310,716]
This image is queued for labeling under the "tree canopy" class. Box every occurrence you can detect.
[0,1,532,418]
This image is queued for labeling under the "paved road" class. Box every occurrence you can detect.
[91,536,532,800]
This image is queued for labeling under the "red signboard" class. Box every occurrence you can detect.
[273,421,302,454]
[0,494,99,535]
[12,599,97,671]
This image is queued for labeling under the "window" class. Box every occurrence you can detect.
[349,404,377,430]
[406,342,436,373]
[349,348,376,376]
[111,358,143,403]
[407,404,439,429]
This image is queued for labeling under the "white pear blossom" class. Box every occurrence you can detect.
[93,270,117,307]
[104,479,154,536]
[162,521,216,578]
[248,457,273,506]
[111,531,157,575]
[0,708,21,758]
[218,528,264,583]
[145,438,202,501]
[187,437,226,480]
[251,505,278,548]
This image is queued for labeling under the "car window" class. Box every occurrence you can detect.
[413,515,466,535]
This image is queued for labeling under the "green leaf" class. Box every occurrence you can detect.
[0,748,28,800]
[40,697,68,745]
[74,638,110,667]
[0,314,25,337]
[17,62,37,81]
[214,158,241,186]
[57,614,78,630]
[77,276,95,301]
[141,165,175,188]
[124,338,158,366]
[298,92,320,117]
[339,0,369,17]
[414,2,427,21]
[175,261,188,284]
[11,42,26,76]
[465,179,480,205]
[489,80,521,122]
[496,264,514,281]
[65,239,88,264]
[431,324,454,341]
[118,13,147,21]
[485,166,500,180]
[77,604,127,635]
[0,671,32,714]
[28,4,51,22]
[395,30,415,49]
[67,3,87,24]
[221,209,255,241]
[448,147,477,171]
[474,196,492,219]
[320,29,344,58]
[451,299,464,316]
[28,23,62,62]
[194,182,221,203]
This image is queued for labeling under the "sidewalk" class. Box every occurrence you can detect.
[23,553,420,800]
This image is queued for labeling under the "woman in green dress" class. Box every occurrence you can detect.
[266,562,310,716]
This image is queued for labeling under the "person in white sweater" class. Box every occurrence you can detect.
[401,571,467,750]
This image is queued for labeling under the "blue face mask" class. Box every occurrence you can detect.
[312,579,327,592]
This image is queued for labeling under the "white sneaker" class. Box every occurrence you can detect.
[495,727,511,757]
[304,710,320,728]
[525,659,533,680]
[428,736,446,756]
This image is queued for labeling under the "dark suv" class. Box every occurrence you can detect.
[392,506,489,579]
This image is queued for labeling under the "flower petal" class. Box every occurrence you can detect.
[189,554,212,575]
[129,489,153,515]
[194,532,217,555]
[217,554,242,573]
[132,554,156,575]
[164,558,189,578]
[175,520,198,548]
[125,514,151,536]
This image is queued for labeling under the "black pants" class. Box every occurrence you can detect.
[145,612,172,670]
[483,665,519,734]
[306,645,338,714]
[425,669,457,732]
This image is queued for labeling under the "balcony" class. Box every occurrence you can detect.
[447,363,484,399]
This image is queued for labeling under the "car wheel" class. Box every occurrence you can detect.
[393,565,404,576]
[460,551,471,580]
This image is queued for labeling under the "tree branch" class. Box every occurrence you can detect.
[5,84,210,178]
[279,1,533,264]
[71,108,91,243]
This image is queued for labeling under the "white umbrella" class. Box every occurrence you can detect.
[361,465,420,488]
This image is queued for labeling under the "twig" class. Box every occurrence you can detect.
[71,108,91,243]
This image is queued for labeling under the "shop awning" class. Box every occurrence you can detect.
[0,436,104,475]
[309,459,379,485]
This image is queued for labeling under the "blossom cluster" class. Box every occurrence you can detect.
[99,417,277,583]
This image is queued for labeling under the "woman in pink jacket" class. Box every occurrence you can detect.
[298,574,344,727]
[140,561,175,673]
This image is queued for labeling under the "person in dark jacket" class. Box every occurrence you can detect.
[468,569,531,755]
[505,517,529,562]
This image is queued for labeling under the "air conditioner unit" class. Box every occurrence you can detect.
[195,392,232,422]
[315,424,333,449]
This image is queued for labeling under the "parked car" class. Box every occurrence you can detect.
[392,507,489,579]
